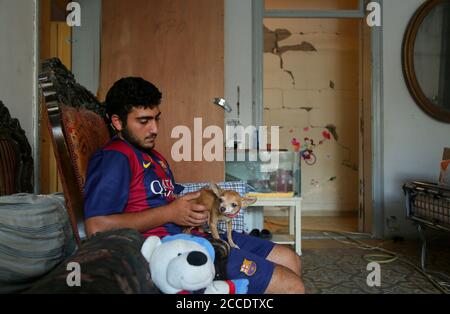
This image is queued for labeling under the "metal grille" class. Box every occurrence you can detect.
[403,181,450,231]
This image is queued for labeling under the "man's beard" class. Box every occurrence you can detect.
[121,127,156,153]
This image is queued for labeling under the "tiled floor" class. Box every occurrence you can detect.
[300,236,450,294]
[265,215,450,293]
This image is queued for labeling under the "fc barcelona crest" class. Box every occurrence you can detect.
[240,259,257,276]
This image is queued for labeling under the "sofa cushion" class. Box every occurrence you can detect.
[0,193,76,293]
[26,228,158,294]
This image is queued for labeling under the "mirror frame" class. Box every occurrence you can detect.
[403,0,450,123]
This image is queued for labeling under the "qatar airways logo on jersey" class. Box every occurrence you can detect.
[150,179,175,199]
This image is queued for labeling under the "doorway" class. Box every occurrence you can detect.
[260,0,373,236]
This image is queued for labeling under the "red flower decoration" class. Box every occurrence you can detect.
[322,131,331,140]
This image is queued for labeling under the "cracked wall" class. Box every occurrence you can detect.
[263,18,360,215]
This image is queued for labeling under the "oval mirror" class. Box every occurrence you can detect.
[403,0,450,123]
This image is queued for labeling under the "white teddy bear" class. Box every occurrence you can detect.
[141,234,248,294]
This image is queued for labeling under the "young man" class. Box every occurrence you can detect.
[83,77,305,294]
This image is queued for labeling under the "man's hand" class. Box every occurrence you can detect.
[85,192,209,237]
[168,192,209,227]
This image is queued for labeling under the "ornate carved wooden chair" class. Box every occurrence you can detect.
[39,58,111,246]
[0,101,34,196]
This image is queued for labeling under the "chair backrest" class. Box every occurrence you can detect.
[0,101,34,196]
[39,58,111,245]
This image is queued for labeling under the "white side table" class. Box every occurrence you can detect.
[248,197,302,256]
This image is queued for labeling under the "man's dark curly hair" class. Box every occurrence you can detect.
[105,77,162,127]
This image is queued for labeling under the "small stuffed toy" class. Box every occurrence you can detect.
[141,234,248,294]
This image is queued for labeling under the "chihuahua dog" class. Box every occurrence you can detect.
[184,183,257,248]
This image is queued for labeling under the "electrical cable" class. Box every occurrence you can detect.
[302,229,450,294]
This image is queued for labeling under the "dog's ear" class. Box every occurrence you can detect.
[209,182,222,198]
[241,197,257,208]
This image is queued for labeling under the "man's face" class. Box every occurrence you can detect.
[119,106,161,151]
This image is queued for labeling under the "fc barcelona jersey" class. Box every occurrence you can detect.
[83,136,185,238]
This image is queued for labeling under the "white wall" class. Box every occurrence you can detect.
[0,0,38,159]
[224,0,254,129]
[382,0,450,238]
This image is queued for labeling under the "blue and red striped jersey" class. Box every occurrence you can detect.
[83,136,185,238]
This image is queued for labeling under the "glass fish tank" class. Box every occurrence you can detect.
[225,150,301,195]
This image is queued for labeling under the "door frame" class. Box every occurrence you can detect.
[34,0,40,194]
[252,0,384,238]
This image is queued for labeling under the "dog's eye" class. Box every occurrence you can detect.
[177,253,182,256]
[232,203,237,208]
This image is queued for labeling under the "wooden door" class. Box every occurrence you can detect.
[100,0,225,183]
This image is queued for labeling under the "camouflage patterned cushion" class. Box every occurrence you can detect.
[26,228,159,294]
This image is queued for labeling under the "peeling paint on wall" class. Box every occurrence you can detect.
[264,25,317,86]
[337,142,359,172]
[325,124,339,141]
[342,160,359,171]
[278,42,317,54]
[284,70,296,85]
[264,26,318,54]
